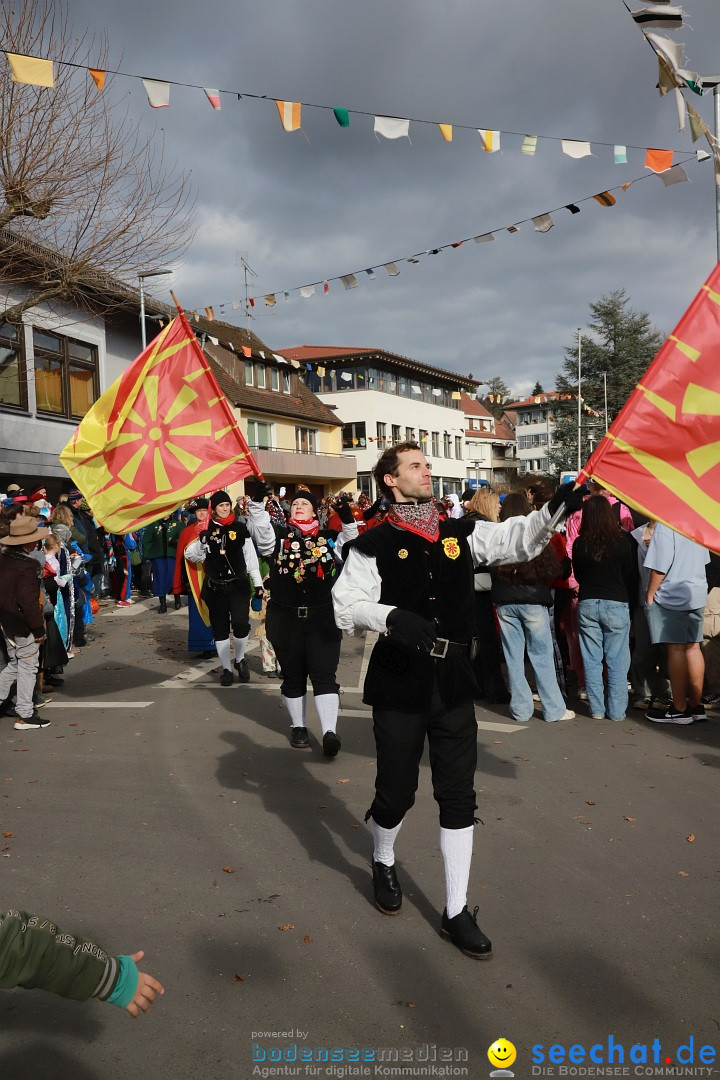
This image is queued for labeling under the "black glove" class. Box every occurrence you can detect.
[332,498,355,525]
[386,608,438,652]
[363,496,384,522]
[252,482,272,503]
[548,481,585,517]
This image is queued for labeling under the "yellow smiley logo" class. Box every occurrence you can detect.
[488,1039,516,1069]
[398,548,408,559]
[442,537,460,560]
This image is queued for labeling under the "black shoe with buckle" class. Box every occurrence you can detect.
[372,860,402,915]
[440,905,492,959]
[289,726,310,748]
[220,668,233,687]
[322,731,341,758]
[235,658,250,683]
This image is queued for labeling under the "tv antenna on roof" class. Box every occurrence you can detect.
[236,253,258,326]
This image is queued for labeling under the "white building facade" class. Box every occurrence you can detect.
[280,346,477,498]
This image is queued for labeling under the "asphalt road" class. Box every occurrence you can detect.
[1,598,718,1080]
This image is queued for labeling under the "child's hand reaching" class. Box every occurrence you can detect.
[125,951,165,1018]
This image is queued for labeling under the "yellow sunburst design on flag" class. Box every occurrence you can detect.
[60,312,260,531]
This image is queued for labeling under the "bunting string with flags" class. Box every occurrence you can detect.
[59,311,261,532]
[579,260,720,554]
[186,151,702,322]
[0,50,699,159]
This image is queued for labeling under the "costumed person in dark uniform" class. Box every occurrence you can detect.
[142,514,183,613]
[172,499,216,659]
[247,487,358,756]
[332,442,583,959]
[185,491,263,685]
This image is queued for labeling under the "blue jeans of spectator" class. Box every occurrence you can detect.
[496,604,567,722]
[577,599,631,720]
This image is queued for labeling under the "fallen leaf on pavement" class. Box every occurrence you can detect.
[223,867,236,873]
[233,974,245,981]
[2,832,13,838]
[624,816,636,822]
[586,800,596,806]
[304,936,313,943]
[687,834,695,842]
[336,779,350,784]
[677,871,688,877]
[278,924,294,931]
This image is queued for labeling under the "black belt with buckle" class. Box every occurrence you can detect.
[429,637,470,660]
[270,599,332,620]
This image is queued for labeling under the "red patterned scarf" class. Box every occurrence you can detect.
[386,501,439,542]
[289,518,319,538]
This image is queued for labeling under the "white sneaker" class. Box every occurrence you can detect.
[560,709,576,721]
[577,689,588,701]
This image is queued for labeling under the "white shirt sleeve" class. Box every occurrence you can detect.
[246,501,277,557]
[332,547,395,635]
[243,537,263,589]
[184,537,206,564]
[333,519,359,561]
[468,503,561,565]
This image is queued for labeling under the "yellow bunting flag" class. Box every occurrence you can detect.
[6,53,54,87]
[580,261,720,553]
[89,68,106,90]
[59,312,261,532]
[478,129,500,152]
[438,124,452,142]
[276,100,302,132]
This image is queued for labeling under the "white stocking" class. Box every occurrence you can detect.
[440,825,474,919]
[371,817,403,867]
[233,634,249,661]
[216,638,232,672]
[282,694,307,728]
[314,693,338,736]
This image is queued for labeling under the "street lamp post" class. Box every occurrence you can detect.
[577,329,583,474]
[602,370,608,433]
[139,269,172,349]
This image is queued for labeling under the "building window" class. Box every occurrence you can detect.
[295,426,317,454]
[419,429,428,452]
[405,426,414,442]
[0,323,27,411]
[431,431,440,457]
[357,472,374,498]
[376,421,386,446]
[282,371,291,393]
[33,330,98,420]
[247,418,274,449]
[443,433,452,458]
[342,421,366,449]
[391,424,401,444]
[455,436,463,459]
[244,362,254,386]
[256,365,266,390]
[271,368,280,391]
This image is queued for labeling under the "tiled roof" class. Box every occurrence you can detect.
[203,344,341,427]
[460,392,494,418]
[281,344,479,388]
[494,420,516,442]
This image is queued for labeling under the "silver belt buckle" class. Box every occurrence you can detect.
[297,606,309,619]
[430,637,449,659]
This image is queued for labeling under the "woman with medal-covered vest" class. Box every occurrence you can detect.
[247,485,358,756]
[185,491,264,686]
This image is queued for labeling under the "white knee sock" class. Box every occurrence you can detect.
[440,825,474,919]
[233,634,249,662]
[371,817,403,866]
[283,694,307,728]
[216,638,232,671]
[314,693,338,736]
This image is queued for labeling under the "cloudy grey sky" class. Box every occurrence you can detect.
[66,0,720,402]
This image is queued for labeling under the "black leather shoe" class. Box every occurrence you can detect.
[372,860,402,915]
[289,726,310,748]
[235,658,250,683]
[174,595,182,609]
[322,731,341,758]
[158,597,167,613]
[220,668,233,687]
[440,905,492,959]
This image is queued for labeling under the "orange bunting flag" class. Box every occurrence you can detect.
[89,68,106,90]
[593,191,616,207]
[59,312,261,532]
[438,124,453,142]
[580,262,720,553]
[241,345,252,357]
[276,100,301,132]
[645,147,673,173]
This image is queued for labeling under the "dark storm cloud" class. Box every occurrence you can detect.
[65,0,720,395]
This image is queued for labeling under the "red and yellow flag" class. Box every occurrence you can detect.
[580,262,720,553]
[60,312,260,531]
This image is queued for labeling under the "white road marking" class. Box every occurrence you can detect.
[45,701,154,709]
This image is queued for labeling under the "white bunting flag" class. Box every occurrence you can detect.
[532,214,554,233]
[477,129,500,152]
[383,262,401,276]
[473,233,494,243]
[300,286,316,298]
[561,140,592,159]
[141,78,170,108]
[374,116,411,140]
[204,88,221,110]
